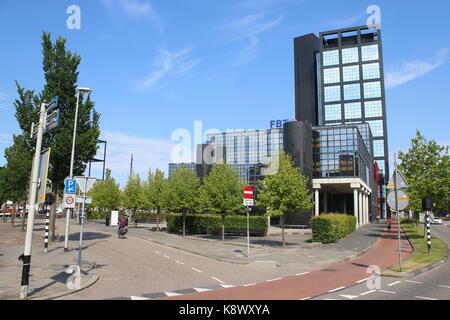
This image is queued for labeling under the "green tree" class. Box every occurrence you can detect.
[258,151,313,247]
[145,169,166,231]
[199,164,244,240]
[122,174,146,220]
[166,167,200,237]
[2,134,33,226]
[398,130,450,213]
[89,169,122,213]
[13,32,101,241]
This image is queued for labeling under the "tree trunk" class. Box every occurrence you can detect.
[10,202,16,226]
[156,209,160,231]
[49,191,58,242]
[21,201,27,231]
[2,202,7,222]
[281,215,285,248]
[221,214,225,241]
[182,212,186,237]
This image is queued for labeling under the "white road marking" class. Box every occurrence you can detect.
[328,286,345,293]
[299,297,311,300]
[176,260,184,265]
[379,290,396,294]
[155,251,160,254]
[324,298,340,300]
[387,281,401,287]
[340,294,358,299]
[165,292,183,297]
[191,267,202,273]
[405,280,422,284]
[163,255,171,259]
[360,290,376,296]
[296,272,310,276]
[438,285,450,289]
[211,277,225,284]
[130,296,149,300]
[194,288,212,292]
[356,277,369,283]
[243,283,256,287]
[220,284,235,288]
[267,278,282,282]
[415,296,437,300]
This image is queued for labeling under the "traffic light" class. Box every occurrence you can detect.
[45,193,55,206]
[422,196,432,211]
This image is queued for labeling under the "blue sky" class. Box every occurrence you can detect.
[1,0,449,187]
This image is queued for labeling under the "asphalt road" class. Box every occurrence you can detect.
[312,223,450,300]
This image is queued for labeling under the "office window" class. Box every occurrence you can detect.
[377,161,385,174]
[324,104,342,121]
[342,65,360,82]
[373,140,384,157]
[344,102,362,119]
[367,120,383,137]
[363,81,381,98]
[323,50,339,66]
[323,67,340,84]
[341,47,359,64]
[344,84,361,100]
[365,100,382,117]
[324,85,341,102]
[363,63,380,80]
[361,44,379,61]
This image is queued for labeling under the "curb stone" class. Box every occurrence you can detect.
[381,257,448,278]
[32,273,100,300]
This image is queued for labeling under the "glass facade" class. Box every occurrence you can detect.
[324,104,342,121]
[344,84,361,100]
[323,50,339,66]
[324,85,341,102]
[344,102,362,119]
[323,67,340,84]
[362,63,380,80]
[341,47,359,64]
[364,100,382,117]
[312,124,373,185]
[168,162,196,177]
[343,65,360,82]
[205,129,284,182]
[366,120,383,137]
[363,81,381,98]
[361,44,379,61]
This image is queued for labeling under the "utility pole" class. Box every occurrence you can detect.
[130,154,134,177]
[19,102,46,299]
[393,155,402,272]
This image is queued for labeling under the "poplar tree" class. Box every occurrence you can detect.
[145,169,166,231]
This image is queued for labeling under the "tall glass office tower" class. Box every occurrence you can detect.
[294,25,389,176]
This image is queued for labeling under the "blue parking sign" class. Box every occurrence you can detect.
[65,179,77,194]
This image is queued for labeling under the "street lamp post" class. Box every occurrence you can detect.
[64,87,91,252]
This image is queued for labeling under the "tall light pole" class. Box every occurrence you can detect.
[64,87,91,252]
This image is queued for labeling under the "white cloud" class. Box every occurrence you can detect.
[224,12,284,66]
[386,48,449,88]
[137,47,200,89]
[101,0,164,34]
[0,93,10,111]
[95,130,175,186]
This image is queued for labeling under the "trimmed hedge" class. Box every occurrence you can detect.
[166,213,268,236]
[310,214,356,244]
[400,218,419,224]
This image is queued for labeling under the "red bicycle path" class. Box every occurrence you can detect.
[164,219,413,300]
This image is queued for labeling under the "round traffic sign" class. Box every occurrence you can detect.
[65,196,75,205]
[243,186,254,199]
[387,189,410,211]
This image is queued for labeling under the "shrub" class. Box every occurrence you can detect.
[166,213,268,236]
[400,218,419,224]
[310,213,356,244]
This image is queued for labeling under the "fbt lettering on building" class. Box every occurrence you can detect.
[270,119,296,129]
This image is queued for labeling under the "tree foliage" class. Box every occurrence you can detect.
[89,169,122,212]
[398,130,450,212]
[122,174,146,214]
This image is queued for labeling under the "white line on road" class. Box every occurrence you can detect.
[360,290,376,296]
[340,294,358,299]
[387,281,401,287]
[163,255,171,259]
[267,278,282,282]
[299,297,311,300]
[211,276,225,284]
[438,285,450,289]
[194,288,212,292]
[379,290,396,294]
[405,280,422,284]
[356,277,369,283]
[415,296,437,300]
[243,283,255,287]
[295,272,310,276]
[165,292,183,297]
[130,296,149,300]
[191,267,202,273]
[175,260,184,265]
[328,286,345,293]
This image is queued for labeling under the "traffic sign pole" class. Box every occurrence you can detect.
[20,103,46,299]
[393,154,402,272]
[242,186,254,258]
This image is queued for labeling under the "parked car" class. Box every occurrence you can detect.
[430,216,443,225]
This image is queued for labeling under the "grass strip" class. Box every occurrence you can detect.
[386,223,448,273]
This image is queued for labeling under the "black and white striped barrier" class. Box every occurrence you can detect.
[426,212,431,253]
[44,209,50,253]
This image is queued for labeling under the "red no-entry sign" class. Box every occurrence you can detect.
[243,186,254,199]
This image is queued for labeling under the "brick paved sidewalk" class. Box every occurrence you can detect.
[0,222,98,300]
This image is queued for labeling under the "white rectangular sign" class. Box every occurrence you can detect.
[62,193,76,209]
[243,199,254,206]
[76,196,92,204]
